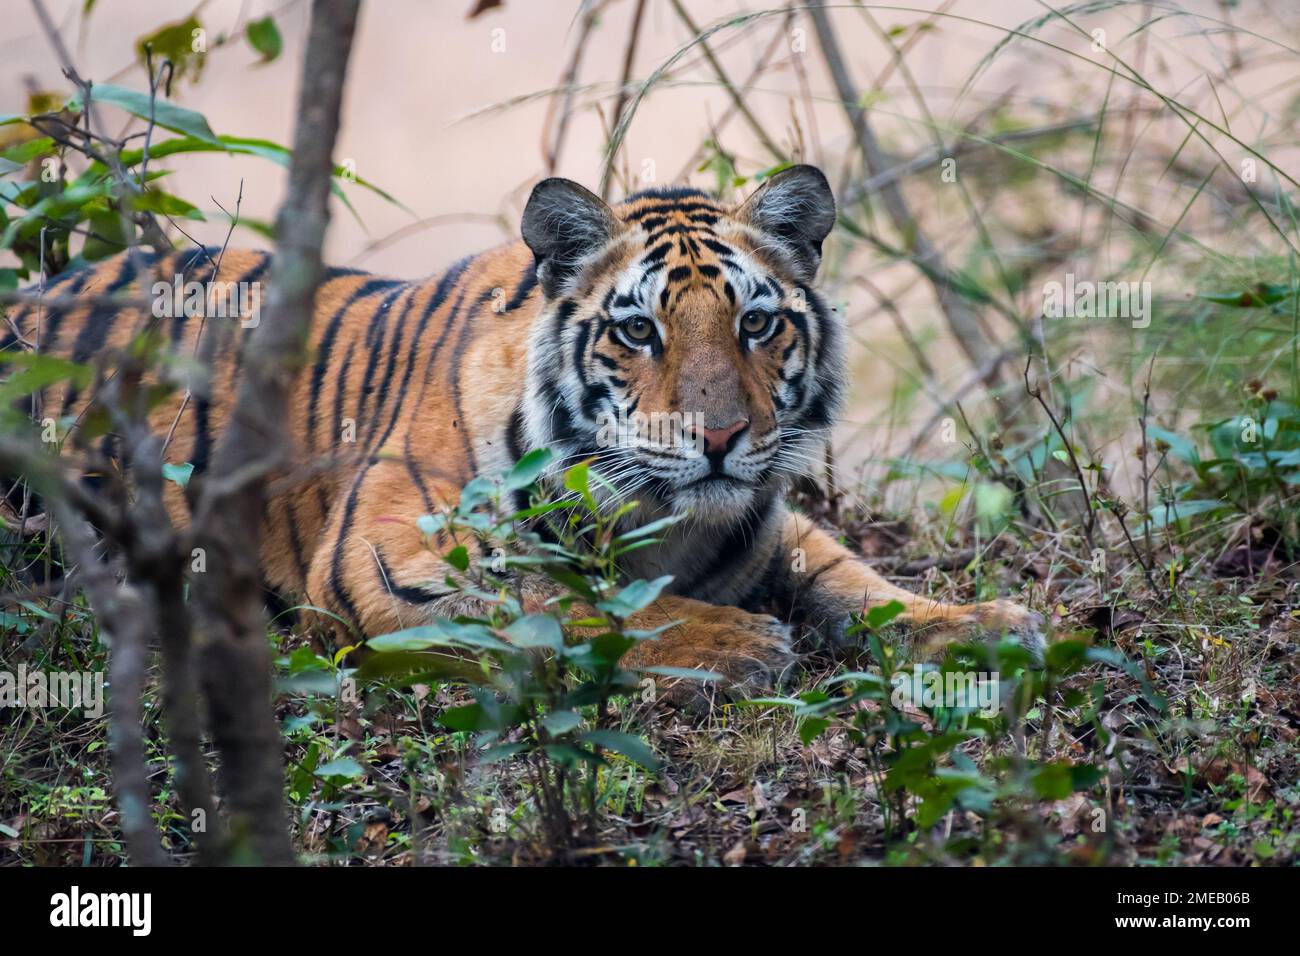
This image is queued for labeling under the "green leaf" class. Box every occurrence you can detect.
[1028,761,1076,800]
[1070,764,1105,791]
[445,545,469,572]
[507,499,572,521]
[848,599,907,636]
[914,787,958,829]
[282,647,330,674]
[439,703,487,732]
[596,575,673,617]
[1198,284,1295,307]
[613,513,683,544]
[798,716,829,745]
[866,599,907,629]
[456,475,496,514]
[503,614,564,650]
[315,757,364,779]
[639,666,722,682]
[135,16,206,86]
[564,461,594,507]
[540,710,582,735]
[133,190,205,220]
[246,15,283,62]
[67,83,220,145]
[578,730,661,770]
[161,461,194,488]
[3,190,105,249]
[541,564,598,602]
[367,621,512,653]
[0,352,92,406]
[102,134,411,214]
[1143,498,1228,529]
[824,670,890,688]
[1044,638,1090,675]
[734,696,805,708]
[503,447,552,491]
[81,209,131,261]
[441,694,523,733]
[584,632,636,668]
[416,513,445,538]
[974,481,1012,524]
[353,649,489,685]
[543,743,600,767]
[480,743,527,764]
[0,137,55,165]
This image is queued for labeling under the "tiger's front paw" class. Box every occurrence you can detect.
[912,598,1046,665]
[971,599,1047,664]
[631,607,797,712]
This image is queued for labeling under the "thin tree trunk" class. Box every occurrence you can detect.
[58,510,169,866]
[112,403,225,864]
[188,0,362,866]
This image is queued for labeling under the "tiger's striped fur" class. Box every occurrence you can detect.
[4,166,1043,697]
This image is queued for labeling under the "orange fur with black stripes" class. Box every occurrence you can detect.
[5,166,1043,699]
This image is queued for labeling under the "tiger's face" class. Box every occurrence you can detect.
[520,166,843,524]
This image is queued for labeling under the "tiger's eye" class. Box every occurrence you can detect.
[624,316,655,342]
[740,309,772,336]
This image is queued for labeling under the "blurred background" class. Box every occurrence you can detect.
[4,0,1299,514]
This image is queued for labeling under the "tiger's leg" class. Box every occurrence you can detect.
[779,511,1046,660]
[303,453,500,638]
[304,457,796,699]
[621,596,796,704]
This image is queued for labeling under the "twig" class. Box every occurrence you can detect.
[542,0,609,174]
[347,212,502,265]
[902,343,1020,459]
[138,46,174,193]
[600,0,648,199]
[808,2,1003,390]
[160,179,246,460]
[1138,355,1156,568]
[667,0,785,164]
[841,115,1107,207]
[670,8,793,183]
[1024,356,1096,549]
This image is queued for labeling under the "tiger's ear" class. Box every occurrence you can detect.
[734,165,836,282]
[521,178,620,298]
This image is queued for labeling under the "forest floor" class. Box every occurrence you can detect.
[4,479,1296,867]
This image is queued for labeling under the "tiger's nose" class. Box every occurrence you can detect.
[692,419,749,459]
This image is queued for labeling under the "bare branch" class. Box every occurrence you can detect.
[668,0,786,164]
[599,0,648,199]
[808,3,1002,389]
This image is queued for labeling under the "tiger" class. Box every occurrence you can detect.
[3,164,1044,701]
